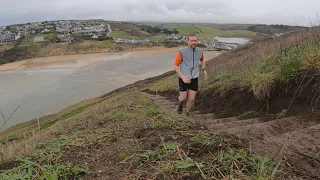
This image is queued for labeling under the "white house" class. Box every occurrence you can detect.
[33,35,45,42]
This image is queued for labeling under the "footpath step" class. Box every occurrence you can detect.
[207,117,265,130]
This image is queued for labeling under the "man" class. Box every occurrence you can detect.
[173,34,208,115]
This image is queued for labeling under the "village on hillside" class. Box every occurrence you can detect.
[0,19,285,51]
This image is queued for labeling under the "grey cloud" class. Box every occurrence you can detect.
[0,0,319,26]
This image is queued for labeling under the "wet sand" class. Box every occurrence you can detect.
[0,46,183,71]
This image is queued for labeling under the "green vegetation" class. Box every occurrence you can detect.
[42,33,56,41]
[73,35,93,40]
[0,159,87,180]
[84,40,115,48]
[139,25,179,35]
[127,141,279,179]
[2,26,317,179]
[143,75,177,92]
[21,36,34,45]
[176,26,199,35]
[41,104,90,130]
[145,28,320,100]
[110,30,139,39]
[248,24,307,35]
[207,43,320,98]
[0,137,88,179]
[162,23,261,40]
[149,36,165,42]
[0,90,281,179]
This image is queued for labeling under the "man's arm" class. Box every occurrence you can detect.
[200,52,208,79]
[174,52,190,83]
[200,52,206,70]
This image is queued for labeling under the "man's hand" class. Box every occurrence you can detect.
[203,70,208,80]
[181,76,191,84]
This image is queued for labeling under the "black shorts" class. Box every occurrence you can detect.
[179,77,198,92]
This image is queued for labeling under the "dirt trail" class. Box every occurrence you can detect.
[140,91,320,179]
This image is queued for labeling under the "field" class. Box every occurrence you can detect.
[1,26,320,179]
[110,30,140,39]
[162,23,262,40]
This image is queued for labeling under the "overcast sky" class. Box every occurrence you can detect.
[1,0,319,26]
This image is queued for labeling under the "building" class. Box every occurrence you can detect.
[33,35,45,42]
[56,28,70,34]
[15,33,21,40]
[71,27,83,33]
[42,29,51,33]
[72,30,94,35]
[58,35,75,42]
[0,33,16,43]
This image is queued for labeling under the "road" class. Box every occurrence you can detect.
[106,23,112,37]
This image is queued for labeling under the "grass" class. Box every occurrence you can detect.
[145,27,320,99]
[0,42,14,52]
[21,36,34,45]
[126,140,280,179]
[143,75,177,92]
[110,30,139,39]
[0,136,88,180]
[163,23,253,31]
[149,36,165,42]
[41,33,56,41]
[0,88,281,179]
[0,159,88,180]
[162,23,261,40]
[176,26,199,35]
[40,104,90,130]
[207,42,320,98]
[79,40,115,48]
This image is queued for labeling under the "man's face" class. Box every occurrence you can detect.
[187,36,198,48]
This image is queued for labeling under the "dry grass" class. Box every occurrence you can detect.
[0,88,283,179]
[146,26,320,99]
[207,27,320,75]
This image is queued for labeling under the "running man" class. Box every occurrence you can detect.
[173,34,208,115]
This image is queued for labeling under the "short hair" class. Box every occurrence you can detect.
[187,34,197,40]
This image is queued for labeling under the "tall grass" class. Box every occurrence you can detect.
[203,26,320,98]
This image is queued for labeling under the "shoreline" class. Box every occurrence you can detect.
[0,50,221,135]
[0,46,184,71]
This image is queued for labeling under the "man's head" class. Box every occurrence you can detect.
[187,34,198,48]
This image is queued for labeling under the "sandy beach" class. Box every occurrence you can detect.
[0,46,184,71]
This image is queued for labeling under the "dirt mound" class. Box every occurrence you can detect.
[252,124,320,178]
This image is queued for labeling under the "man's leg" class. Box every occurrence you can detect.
[177,78,188,114]
[185,78,198,115]
[185,90,196,115]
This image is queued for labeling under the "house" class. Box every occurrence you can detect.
[273,33,285,38]
[0,33,16,43]
[72,30,94,35]
[33,35,45,42]
[213,42,224,48]
[15,33,21,40]
[58,35,75,42]
[56,28,70,34]
[71,27,82,32]
[114,38,127,43]
[42,28,51,33]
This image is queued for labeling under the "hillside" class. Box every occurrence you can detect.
[248,24,307,35]
[0,20,262,65]
[143,23,263,40]
[1,26,320,179]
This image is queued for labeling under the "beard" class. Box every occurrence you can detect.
[190,44,197,48]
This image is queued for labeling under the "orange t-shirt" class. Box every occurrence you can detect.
[174,52,204,66]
